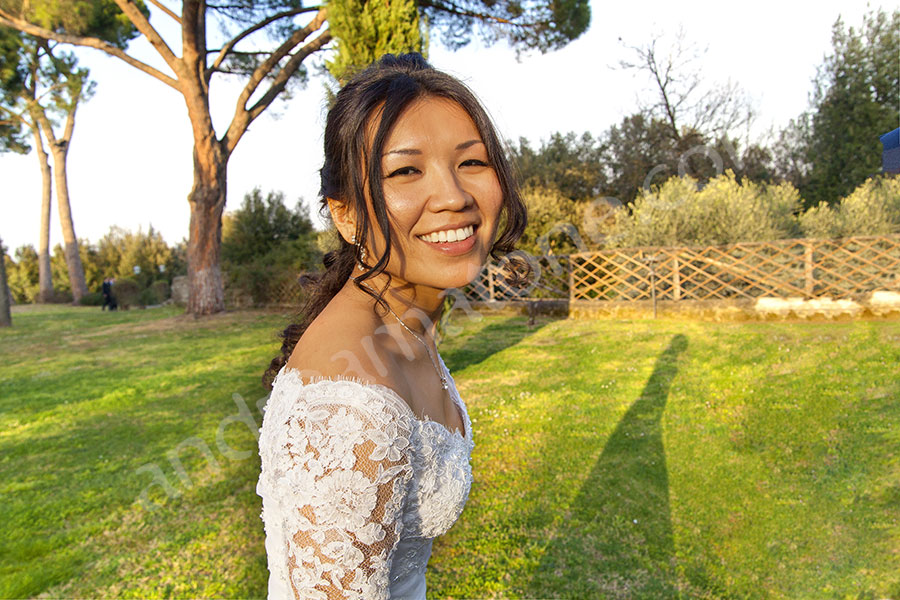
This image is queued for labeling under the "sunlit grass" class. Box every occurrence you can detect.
[1,304,898,598]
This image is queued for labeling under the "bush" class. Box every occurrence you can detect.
[598,171,802,248]
[139,287,160,307]
[112,278,140,309]
[48,288,73,304]
[150,280,170,302]
[800,176,900,239]
[79,291,104,306]
[518,186,587,256]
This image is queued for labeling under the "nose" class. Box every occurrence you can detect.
[428,166,473,211]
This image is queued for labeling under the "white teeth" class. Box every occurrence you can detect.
[418,225,474,244]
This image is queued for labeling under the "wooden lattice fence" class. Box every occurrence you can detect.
[463,254,571,301]
[463,234,900,303]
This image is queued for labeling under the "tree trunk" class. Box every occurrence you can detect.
[186,141,228,315]
[49,143,89,303]
[32,126,54,303]
[0,234,11,327]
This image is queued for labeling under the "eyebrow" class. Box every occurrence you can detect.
[383,139,484,156]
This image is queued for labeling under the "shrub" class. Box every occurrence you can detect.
[139,287,160,307]
[150,280,170,302]
[800,176,900,239]
[517,186,587,256]
[111,278,140,309]
[79,291,104,306]
[599,171,802,248]
[48,288,73,304]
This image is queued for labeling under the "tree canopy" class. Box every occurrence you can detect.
[776,8,899,207]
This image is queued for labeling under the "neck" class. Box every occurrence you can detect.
[345,267,445,339]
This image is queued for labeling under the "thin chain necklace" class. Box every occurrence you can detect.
[359,281,449,390]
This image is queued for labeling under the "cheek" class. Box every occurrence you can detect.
[380,191,421,243]
[477,179,504,228]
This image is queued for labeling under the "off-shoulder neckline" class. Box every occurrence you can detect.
[275,358,468,440]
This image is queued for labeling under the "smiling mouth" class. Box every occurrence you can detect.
[416,224,476,244]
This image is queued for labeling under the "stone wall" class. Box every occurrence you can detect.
[171,276,189,307]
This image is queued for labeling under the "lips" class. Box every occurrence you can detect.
[416,224,476,244]
[416,224,478,256]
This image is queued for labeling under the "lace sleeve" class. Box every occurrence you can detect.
[258,380,414,600]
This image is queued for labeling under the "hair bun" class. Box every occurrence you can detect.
[378,52,432,73]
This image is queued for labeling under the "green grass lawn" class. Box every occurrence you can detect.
[1,304,898,598]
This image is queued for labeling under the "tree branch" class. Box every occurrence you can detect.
[246,29,331,122]
[0,10,180,90]
[231,7,327,119]
[207,5,321,83]
[147,0,182,23]
[112,0,180,72]
[419,0,523,27]
[224,24,330,154]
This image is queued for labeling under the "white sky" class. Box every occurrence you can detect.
[0,0,890,253]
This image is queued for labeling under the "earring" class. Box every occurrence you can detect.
[350,233,367,267]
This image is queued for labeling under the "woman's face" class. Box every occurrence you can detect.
[357,95,504,292]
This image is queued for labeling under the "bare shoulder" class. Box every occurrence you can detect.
[286,296,401,390]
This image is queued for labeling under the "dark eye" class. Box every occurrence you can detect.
[386,166,420,178]
[461,159,490,168]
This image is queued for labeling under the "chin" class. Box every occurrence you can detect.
[436,259,488,291]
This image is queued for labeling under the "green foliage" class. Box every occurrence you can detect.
[420,0,590,53]
[4,245,38,302]
[799,176,900,239]
[326,0,425,82]
[509,132,606,202]
[6,227,185,305]
[150,279,170,302]
[96,225,177,290]
[138,286,159,307]
[779,8,900,207]
[0,28,28,154]
[602,115,773,205]
[111,277,139,309]
[598,171,802,248]
[222,188,315,265]
[78,290,103,306]
[5,0,147,48]
[45,287,72,303]
[49,239,102,292]
[221,188,321,305]
[517,185,585,256]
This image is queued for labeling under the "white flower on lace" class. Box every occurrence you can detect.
[366,549,390,575]
[355,521,386,545]
[322,538,365,567]
[314,468,378,529]
[289,564,327,600]
[290,542,317,565]
[368,427,408,462]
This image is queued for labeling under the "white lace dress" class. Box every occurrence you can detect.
[256,352,474,599]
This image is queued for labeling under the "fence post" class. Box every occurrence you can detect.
[804,241,814,297]
[673,254,681,301]
[568,255,575,302]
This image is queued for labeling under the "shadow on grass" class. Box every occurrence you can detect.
[440,313,560,373]
[528,333,688,598]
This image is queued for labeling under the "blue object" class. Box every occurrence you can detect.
[880,127,900,174]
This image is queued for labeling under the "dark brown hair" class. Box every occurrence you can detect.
[262,52,527,390]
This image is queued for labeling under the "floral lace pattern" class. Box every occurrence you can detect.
[256,354,473,599]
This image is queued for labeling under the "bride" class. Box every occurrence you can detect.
[257,53,526,599]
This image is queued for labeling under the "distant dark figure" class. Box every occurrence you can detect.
[102,278,118,311]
